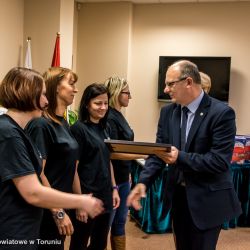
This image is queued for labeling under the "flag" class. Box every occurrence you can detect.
[25,37,32,69]
[51,32,60,67]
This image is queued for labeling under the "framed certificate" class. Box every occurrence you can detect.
[104,139,171,155]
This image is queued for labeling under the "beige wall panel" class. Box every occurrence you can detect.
[75,2,133,106]
[2,1,247,141]
[24,0,60,73]
[0,0,24,80]
[60,0,74,68]
[73,2,79,72]
[128,2,250,141]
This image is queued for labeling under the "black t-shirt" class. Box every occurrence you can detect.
[0,115,43,246]
[25,116,78,193]
[107,108,134,184]
[70,120,113,211]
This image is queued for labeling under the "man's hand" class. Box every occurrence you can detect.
[127,183,146,210]
[154,146,179,164]
[54,212,74,236]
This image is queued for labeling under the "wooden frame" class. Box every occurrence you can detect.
[104,139,171,155]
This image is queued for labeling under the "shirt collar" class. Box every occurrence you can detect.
[186,90,204,114]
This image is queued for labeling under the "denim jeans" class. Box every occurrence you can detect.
[110,181,131,236]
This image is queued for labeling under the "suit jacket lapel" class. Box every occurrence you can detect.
[172,104,181,149]
[185,94,211,151]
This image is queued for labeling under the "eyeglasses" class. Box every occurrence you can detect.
[121,91,131,96]
[165,77,187,88]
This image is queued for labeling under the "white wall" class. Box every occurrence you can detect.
[0,0,24,80]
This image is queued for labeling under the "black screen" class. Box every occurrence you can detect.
[158,56,231,102]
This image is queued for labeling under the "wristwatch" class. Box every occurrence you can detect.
[53,209,65,220]
[113,185,119,190]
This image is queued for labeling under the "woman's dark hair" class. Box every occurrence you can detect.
[0,67,44,111]
[79,83,109,127]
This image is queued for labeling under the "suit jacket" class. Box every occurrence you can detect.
[139,93,242,230]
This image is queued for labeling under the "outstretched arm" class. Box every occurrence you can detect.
[13,173,104,218]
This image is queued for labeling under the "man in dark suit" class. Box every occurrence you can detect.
[127,60,242,250]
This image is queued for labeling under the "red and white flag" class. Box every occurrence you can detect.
[51,32,60,67]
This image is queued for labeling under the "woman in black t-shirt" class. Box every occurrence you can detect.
[104,76,146,250]
[26,67,85,250]
[69,83,120,250]
[0,67,103,250]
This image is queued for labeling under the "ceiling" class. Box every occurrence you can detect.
[77,0,248,4]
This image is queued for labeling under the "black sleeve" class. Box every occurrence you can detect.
[26,119,53,159]
[70,123,87,160]
[0,136,36,182]
[107,119,119,139]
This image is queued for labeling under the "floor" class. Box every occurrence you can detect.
[65,215,250,250]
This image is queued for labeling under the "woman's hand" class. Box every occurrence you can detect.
[112,189,120,209]
[80,195,104,218]
[76,208,88,223]
[54,212,74,236]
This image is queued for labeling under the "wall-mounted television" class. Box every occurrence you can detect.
[158,56,231,102]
